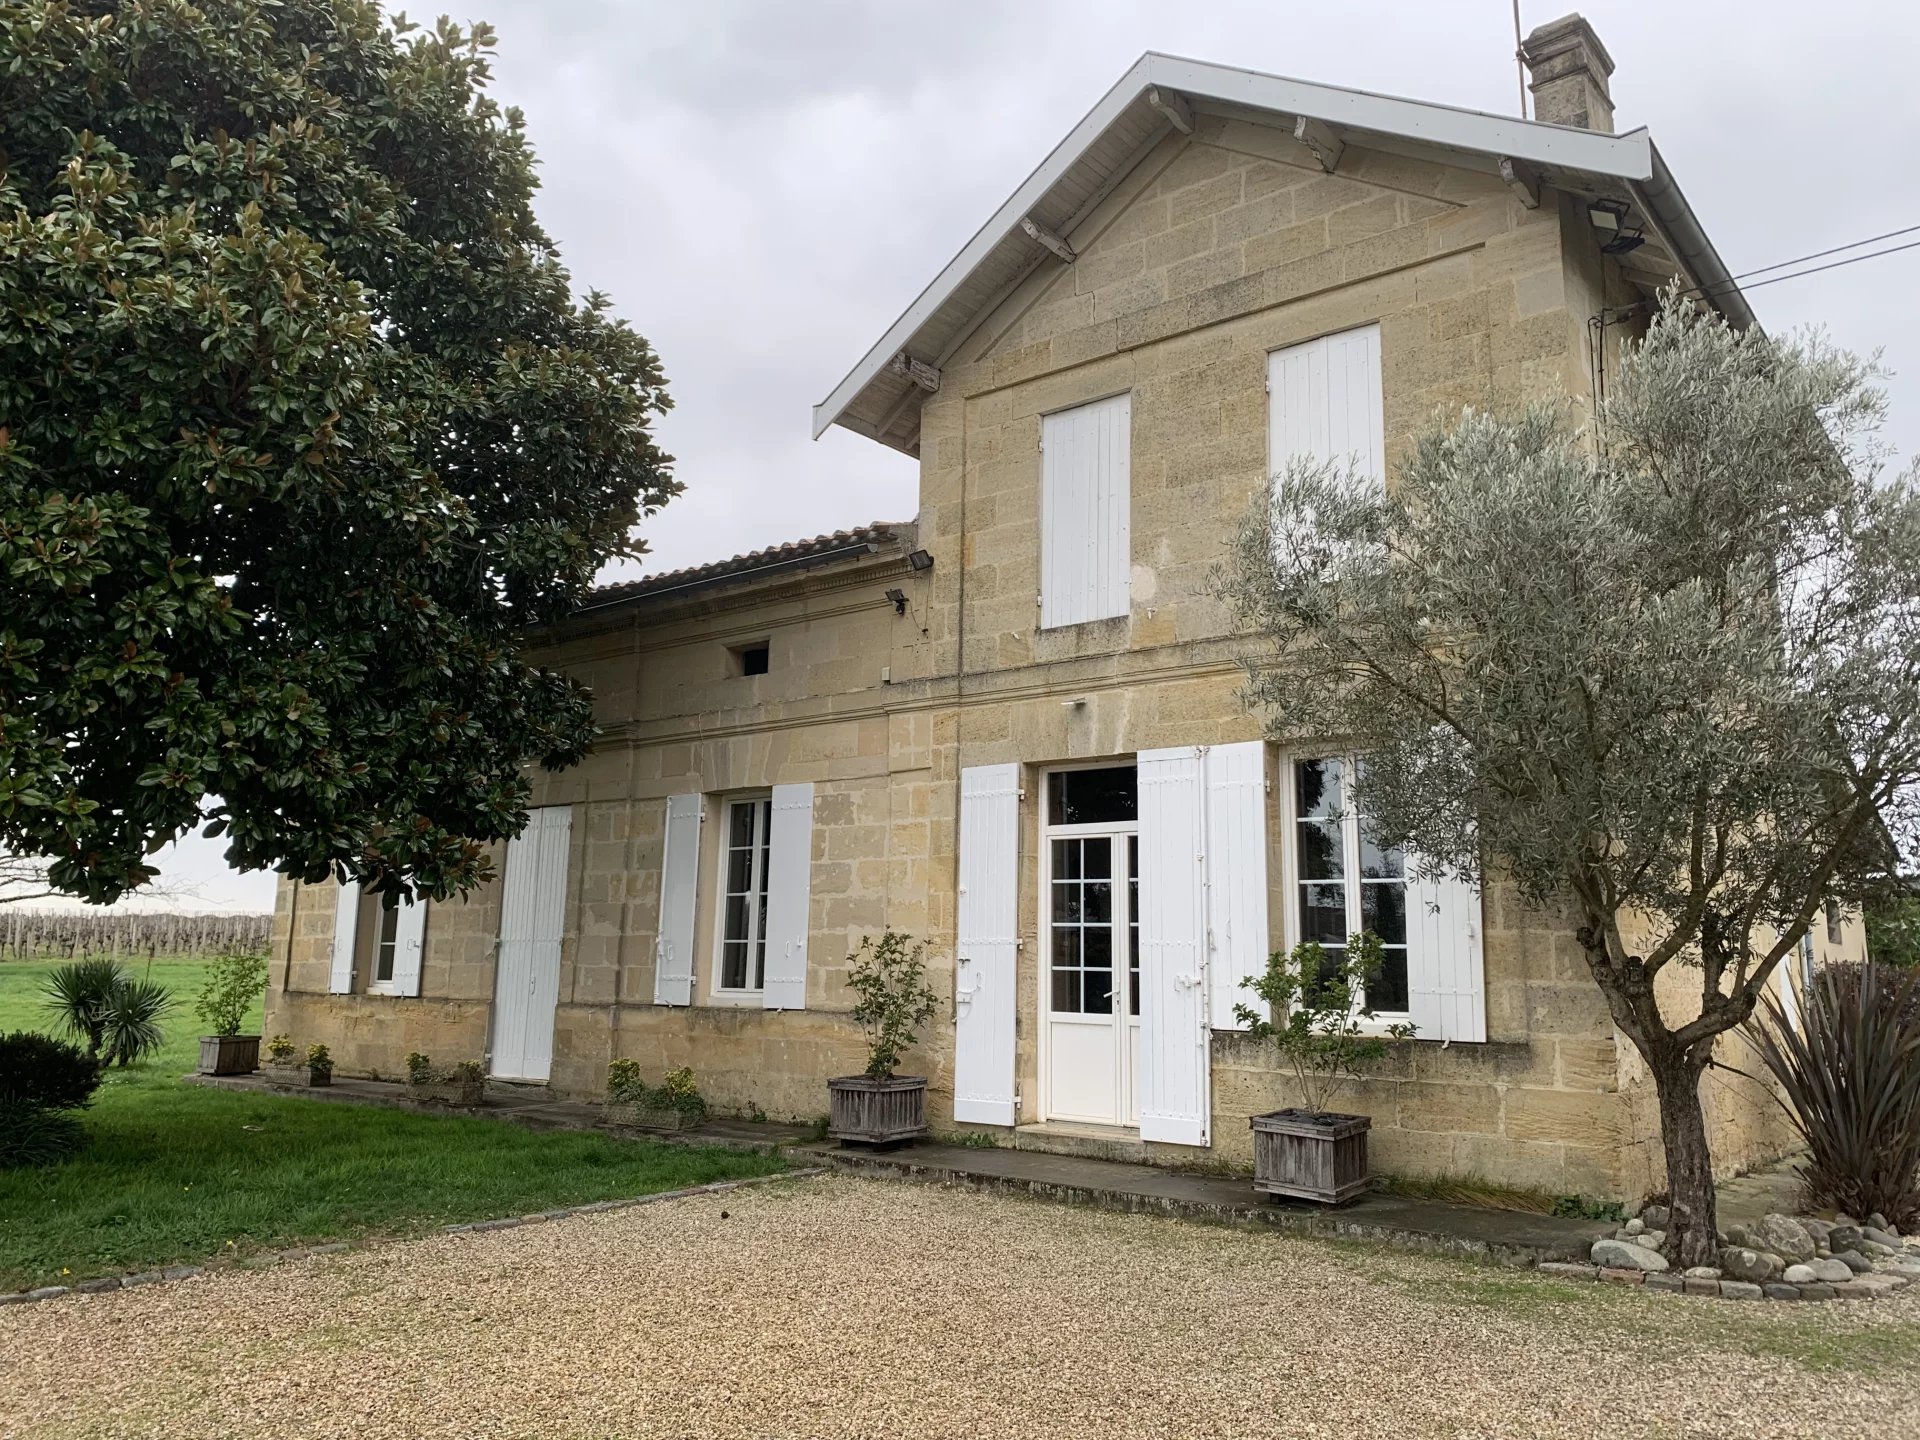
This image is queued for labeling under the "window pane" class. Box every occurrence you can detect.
[1369,946,1410,1013]
[1053,837,1081,880]
[724,894,751,946]
[1362,882,1406,947]
[750,935,766,991]
[1051,968,1081,1014]
[1298,819,1343,880]
[1082,839,1111,880]
[1360,825,1403,880]
[721,942,748,991]
[726,844,754,894]
[1054,881,1083,924]
[1296,758,1344,820]
[729,802,755,847]
[1084,880,1112,924]
[1300,883,1348,946]
[1051,926,1082,971]
[1128,836,1140,1018]
[1049,766,1137,825]
[375,944,395,984]
[1082,972,1114,1015]
[1084,926,1112,973]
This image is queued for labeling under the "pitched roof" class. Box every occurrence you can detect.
[581,521,910,611]
[812,51,1752,456]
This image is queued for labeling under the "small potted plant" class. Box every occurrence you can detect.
[1236,931,1415,1204]
[602,1061,708,1132]
[827,931,939,1147]
[262,1034,304,1087]
[305,1042,334,1088]
[405,1052,486,1107]
[194,954,269,1076]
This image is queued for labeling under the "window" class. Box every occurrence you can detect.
[734,642,770,677]
[1269,323,1384,491]
[1040,393,1130,628]
[717,797,773,992]
[1291,757,1408,1014]
[1825,898,1843,947]
[372,892,401,989]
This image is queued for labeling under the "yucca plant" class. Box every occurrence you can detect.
[41,958,172,1067]
[1746,963,1920,1229]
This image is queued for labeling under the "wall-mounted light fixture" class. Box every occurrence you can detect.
[906,549,934,571]
[884,587,908,615]
[1586,197,1645,255]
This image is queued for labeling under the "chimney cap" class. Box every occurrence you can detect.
[1520,13,1616,78]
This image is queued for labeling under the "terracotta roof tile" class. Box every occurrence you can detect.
[586,521,910,606]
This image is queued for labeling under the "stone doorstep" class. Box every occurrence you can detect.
[0,1169,826,1309]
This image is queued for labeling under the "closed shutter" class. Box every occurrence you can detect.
[1269,323,1384,492]
[1040,393,1131,629]
[329,879,360,994]
[1779,936,1807,1031]
[761,782,814,1010]
[1203,741,1270,1032]
[1136,747,1211,1147]
[954,763,1020,1126]
[1405,849,1485,1043]
[654,794,703,1006]
[494,805,572,1082]
[391,897,427,997]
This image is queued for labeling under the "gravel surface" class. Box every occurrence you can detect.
[5,1174,1919,1439]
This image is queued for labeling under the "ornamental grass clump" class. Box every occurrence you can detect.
[41,958,171,1066]
[846,932,939,1081]
[1745,962,1920,1228]
[1233,933,1415,1117]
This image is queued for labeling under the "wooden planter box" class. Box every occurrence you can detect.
[410,1074,485,1107]
[1250,1108,1372,1204]
[197,1034,260,1077]
[602,1098,706,1133]
[827,1075,929,1147]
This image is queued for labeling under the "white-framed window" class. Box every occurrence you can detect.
[1039,392,1131,629]
[1283,755,1409,1017]
[715,795,774,994]
[1268,323,1384,491]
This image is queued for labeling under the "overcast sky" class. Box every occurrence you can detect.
[140,0,1920,911]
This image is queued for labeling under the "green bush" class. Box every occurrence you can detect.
[846,932,939,1080]
[42,958,172,1066]
[0,1102,88,1170]
[193,953,268,1037]
[1233,932,1416,1117]
[0,1031,101,1112]
[605,1061,706,1117]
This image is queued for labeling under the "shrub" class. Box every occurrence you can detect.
[1747,962,1920,1228]
[42,958,172,1066]
[846,932,939,1081]
[194,953,269,1037]
[0,1031,102,1112]
[1233,932,1417,1116]
[605,1061,706,1118]
[306,1043,333,1074]
[266,1034,297,1064]
[0,1102,88,1169]
[406,1051,432,1084]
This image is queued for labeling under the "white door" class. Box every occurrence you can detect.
[1042,766,1140,1128]
[493,806,571,1082]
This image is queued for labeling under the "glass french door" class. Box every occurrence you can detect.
[1044,828,1141,1127]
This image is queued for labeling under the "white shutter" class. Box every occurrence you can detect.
[954,763,1020,1126]
[1136,747,1211,1146]
[654,794,703,1006]
[1040,393,1130,629]
[1204,741,1270,1031]
[391,896,427,997]
[1269,323,1384,492]
[329,879,360,994]
[494,805,572,1082]
[761,782,814,1010]
[1779,936,1806,1031]
[1405,849,1485,1043]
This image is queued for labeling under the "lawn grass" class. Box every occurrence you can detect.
[0,956,786,1291]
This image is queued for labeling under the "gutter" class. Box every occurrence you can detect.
[1630,142,1758,332]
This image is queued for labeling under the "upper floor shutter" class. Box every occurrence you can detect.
[654,793,702,1006]
[1268,323,1384,492]
[329,880,360,994]
[1040,393,1131,629]
[761,782,814,1010]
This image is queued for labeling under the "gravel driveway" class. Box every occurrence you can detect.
[5,1174,1918,1439]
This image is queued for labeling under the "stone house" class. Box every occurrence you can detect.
[266,15,1864,1201]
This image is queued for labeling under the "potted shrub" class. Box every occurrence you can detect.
[602,1061,707,1132]
[405,1052,486,1107]
[194,954,269,1076]
[262,1034,305,1087]
[1236,932,1415,1204]
[827,931,939,1147]
[306,1042,335,1088]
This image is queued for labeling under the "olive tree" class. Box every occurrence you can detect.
[1219,294,1920,1268]
[0,3,674,904]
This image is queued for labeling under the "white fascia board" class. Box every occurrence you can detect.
[811,52,1658,442]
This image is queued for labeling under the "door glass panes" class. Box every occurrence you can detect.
[1296,757,1410,1014]
[1047,767,1138,826]
[1128,836,1140,1016]
[374,893,400,984]
[1050,837,1115,1014]
[721,798,773,990]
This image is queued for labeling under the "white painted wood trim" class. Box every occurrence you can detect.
[761,783,814,1011]
[328,880,360,994]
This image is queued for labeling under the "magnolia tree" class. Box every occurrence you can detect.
[1219,295,1920,1268]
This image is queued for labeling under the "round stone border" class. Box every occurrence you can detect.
[1536,1259,1912,1302]
[0,1167,825,1308]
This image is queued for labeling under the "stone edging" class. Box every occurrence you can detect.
[0,1168,825,1309]
[1536,1259,1912,1302]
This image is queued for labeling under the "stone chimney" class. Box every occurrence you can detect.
[1520,13,1615,133]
